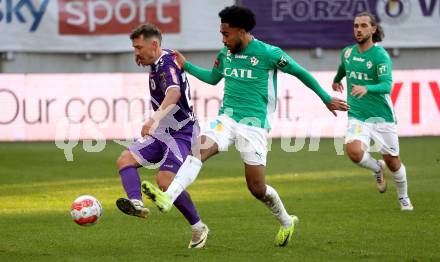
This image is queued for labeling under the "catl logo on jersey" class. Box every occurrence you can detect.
[224,68,257,79]
[347,71,373,81]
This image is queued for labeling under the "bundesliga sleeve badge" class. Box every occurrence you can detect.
[277,55,289,68]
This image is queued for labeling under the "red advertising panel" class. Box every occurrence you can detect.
[58,0,180,35]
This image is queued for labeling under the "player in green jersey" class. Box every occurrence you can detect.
[332,12,413,211]
[141,5,349,247]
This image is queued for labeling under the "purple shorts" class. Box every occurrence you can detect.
[128,124,197,174]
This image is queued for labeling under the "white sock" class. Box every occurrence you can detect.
[166,156,202,203]
[262,185,292,228]
[392,164,408,199]
[358,151,381,172]
[191,220,205,230]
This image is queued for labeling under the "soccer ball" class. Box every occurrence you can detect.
[70,195,103,226]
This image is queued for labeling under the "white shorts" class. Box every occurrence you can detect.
[201,115,268,166]
[345,118,400,156]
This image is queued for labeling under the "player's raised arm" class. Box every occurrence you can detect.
[141,62,182,138]
[268,47,349,115]
[173,50,223,85]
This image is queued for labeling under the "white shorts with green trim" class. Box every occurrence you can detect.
[201,114,268,166]
[345,118,400,156]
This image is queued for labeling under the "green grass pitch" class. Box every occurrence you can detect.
[1,137,439,261]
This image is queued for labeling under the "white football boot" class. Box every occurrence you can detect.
[188,224,209,249]
[373,160,387,193]
[399,197,414,211]
[116,198,150,218]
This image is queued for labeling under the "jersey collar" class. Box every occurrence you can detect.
[151,49,168,71]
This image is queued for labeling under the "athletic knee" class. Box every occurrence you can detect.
[116,150,137,169]
[386,160,401,172]
[346,147,364,163]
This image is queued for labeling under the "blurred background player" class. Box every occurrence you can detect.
[332,12,413,211]
[141,5,349,247]
[115,23,209,248]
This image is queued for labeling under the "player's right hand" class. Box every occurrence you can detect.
[332,82,344,93]
[173,50,186,69]
[141,118,158,138]
[325,97,349,116]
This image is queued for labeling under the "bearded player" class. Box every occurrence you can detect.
[332,12,413,211]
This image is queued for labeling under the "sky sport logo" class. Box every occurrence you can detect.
[58,0,180,35]
[0,0,49,32]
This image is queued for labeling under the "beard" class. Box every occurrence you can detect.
[355,34,370,44]
[227,40,243,54]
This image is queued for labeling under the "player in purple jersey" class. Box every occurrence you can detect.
[115,24,209,248]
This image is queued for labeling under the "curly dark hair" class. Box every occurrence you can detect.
[218,5,256,32]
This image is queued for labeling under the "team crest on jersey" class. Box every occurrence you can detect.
[344,48,352,59]
[366,60,373,69]
[250,56,259,66]
[277,55,288,68]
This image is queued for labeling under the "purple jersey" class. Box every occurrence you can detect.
[149,49,195,134]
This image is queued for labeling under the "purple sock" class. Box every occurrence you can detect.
[119,165,142,201]
[173,191,201,225]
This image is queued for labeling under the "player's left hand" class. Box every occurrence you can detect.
[332,82,344,93]
[351,85,367,98]
[325,97,349,116]
[141,118,158,137]
[173,50,186,69]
